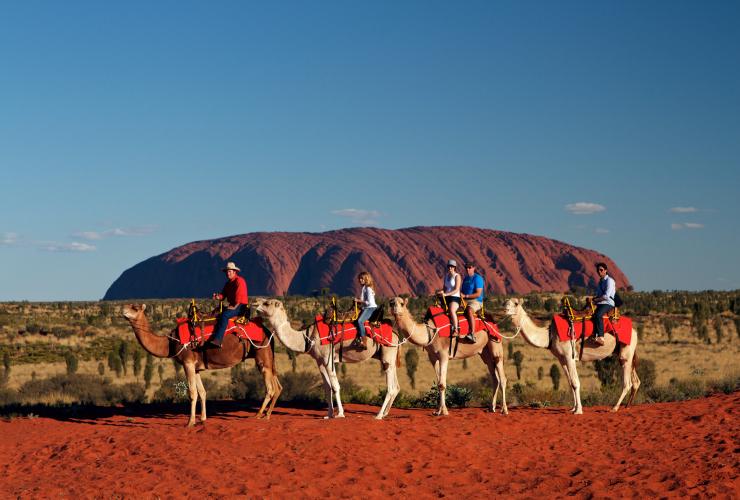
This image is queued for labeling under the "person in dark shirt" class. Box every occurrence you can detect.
[208,261,248,348]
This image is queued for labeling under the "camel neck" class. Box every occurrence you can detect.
[127,315,171,358]
[513,309,550,349]
[272,317,310,353]
[394,312,429,346]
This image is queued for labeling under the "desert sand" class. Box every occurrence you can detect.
[1,393,738,498]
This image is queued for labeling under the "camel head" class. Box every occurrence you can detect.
[122,304,147,322]
[254,298,287,328]
[503,298,524,318]
[388,296,409,317]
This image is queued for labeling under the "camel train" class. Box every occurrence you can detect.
[124,293,639,425]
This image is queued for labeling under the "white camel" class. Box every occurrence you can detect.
[255,298,401,420]
[503,298,639,414]
[388,297,508,416]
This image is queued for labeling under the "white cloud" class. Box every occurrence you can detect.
[670,206,698,213]
[331,208,382,226]
[565,202,606,215]
[74,225,157,240]
[1,232,18,245]
[671,222,704,230]
[39,241,97,252]
[595,228,610,234]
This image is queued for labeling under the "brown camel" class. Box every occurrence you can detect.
[123,304,282,427]
[388,297,508,415]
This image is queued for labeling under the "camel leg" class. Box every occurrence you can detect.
[611,357,633,412]
[564,355,583,415]
[316,359,335,418]
[194,373,207,423]
[438,357,450,416]
[255,368,276,419]
[328,366,345,418]
[184,362,199,427]
[376,347,400,419]
[555,347,578,412]
[265,375,283,418]
[627,360,641,407]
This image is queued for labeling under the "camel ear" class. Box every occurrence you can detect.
[141,304,147,311]
[403,297,408,306]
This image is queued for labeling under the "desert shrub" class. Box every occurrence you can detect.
[416,384,472,408]
[549,364,561,390]
[152,377,189,402]
[64,352,78,375]
[512,351,524,379]
[405,348,419,389]
[97,362,105,376]
[278,370,323,404]
[133,349,142,378]
[0,388,18,406]
[636,358,656,390]
[16,374,142,406]
[228,366,263,402]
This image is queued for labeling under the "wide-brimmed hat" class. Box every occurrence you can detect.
[222,262,241,273]
[446,259,457,268]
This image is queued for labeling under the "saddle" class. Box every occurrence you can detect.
[175,301,266,347]
[554,298,632,345]
[314,315,394,346]
[425,306,501,341]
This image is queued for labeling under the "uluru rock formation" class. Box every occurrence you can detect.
[103,226,630,300]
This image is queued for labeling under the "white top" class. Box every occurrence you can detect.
[361,285,377,308]
[443,273,460,297]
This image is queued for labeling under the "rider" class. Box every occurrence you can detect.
[591,262,615,346]
[351,271,376,350]
[460,262,484,342]
[208,262,248,348]
[437,259,462,337]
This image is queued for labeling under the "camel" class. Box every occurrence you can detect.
[254,298,400,420]
[388,297,508,416]
[123,304,282,427]
[502,298,639,414]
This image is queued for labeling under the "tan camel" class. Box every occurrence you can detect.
[388,297,508,415]
[254,298,400,419]
[503,298,639,414]
[123,304,282,427]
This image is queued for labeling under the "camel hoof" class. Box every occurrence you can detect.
[574,409,583,415]
[610,407,619,413]
[336,413,345,419]
[374,415,384,420]
[502,409,509,416]
[186,421,196,428]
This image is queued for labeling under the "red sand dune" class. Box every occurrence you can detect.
[1,393,738,498]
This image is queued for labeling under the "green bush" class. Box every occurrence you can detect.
[16,374,144,406]
[416,384,472,408]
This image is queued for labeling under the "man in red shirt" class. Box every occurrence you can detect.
[208,261,249,348]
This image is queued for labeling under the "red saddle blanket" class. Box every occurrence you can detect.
[426,307,502,341]
[175,316,267,345]
[552,314,632,345]
[314,316,394,346]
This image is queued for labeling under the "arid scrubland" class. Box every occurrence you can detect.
[0,291,738,410]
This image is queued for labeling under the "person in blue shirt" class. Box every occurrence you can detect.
[460,262,484,342]
[591,262,616,346]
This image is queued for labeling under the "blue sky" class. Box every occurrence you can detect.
[1,1,739,300]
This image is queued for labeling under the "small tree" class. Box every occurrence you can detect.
[549,363,561,391]
[119,341,130,375]
[64,352,78,375]
[144,359,154,389]
[107,351,117,372]
[512,351,524,380]
[97,362,105,376]
[714,316,724,344]
[662,317,675,343]
[133,349,143,378]
[158,363,165,384]
[405,348,419,389]
[2,352,10,383]
[287,350,297,372]
[462,358,468,370]
[507,342,514,359]
[537,366,544,381]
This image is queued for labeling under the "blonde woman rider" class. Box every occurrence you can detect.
[352,271,377,350]
[436,259,462,337]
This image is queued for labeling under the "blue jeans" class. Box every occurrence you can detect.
[211,304,247,344]
[592,304,613,338]
[356,307,376,338]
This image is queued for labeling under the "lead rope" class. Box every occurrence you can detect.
[497,324,522,340]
